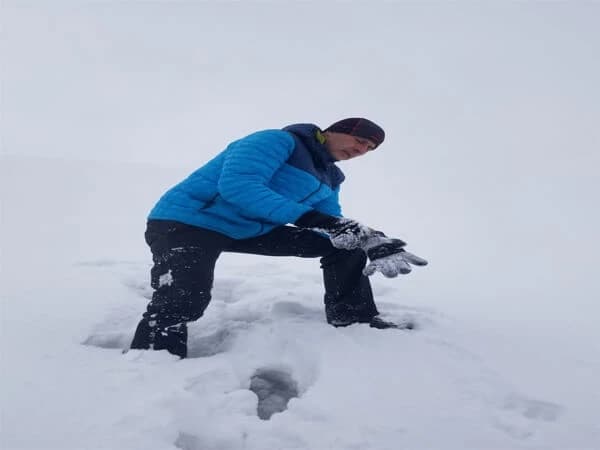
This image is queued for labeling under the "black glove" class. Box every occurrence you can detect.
[296,210,428,278]
[295,210,381,250]
[363,237,428,278]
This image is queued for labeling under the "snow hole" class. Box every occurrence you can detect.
[249,368,299,420]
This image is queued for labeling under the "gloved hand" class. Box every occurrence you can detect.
[295,210,428,278]
[363,237,428,278]
[294,210,381,250]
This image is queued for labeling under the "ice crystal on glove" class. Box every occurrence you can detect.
[314,218,381,250]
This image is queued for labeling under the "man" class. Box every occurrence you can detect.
[130,118,427,358]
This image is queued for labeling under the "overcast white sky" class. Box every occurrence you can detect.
[3,2,598,164]
[2,1,599,326]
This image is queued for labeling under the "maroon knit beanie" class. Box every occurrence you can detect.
[324,118,385,147]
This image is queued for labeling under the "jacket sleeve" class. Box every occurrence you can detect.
[312,187,342,217]
[218,130,312,224]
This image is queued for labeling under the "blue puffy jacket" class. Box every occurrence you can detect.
[148,123,345,239]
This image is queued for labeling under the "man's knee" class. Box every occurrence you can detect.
[320,247,366,267]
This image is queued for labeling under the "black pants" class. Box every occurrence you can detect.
[131,220,378,357]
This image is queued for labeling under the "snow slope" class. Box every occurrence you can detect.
[1,156,598,450]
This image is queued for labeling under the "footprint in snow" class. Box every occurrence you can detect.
[249,368,300,420]
[82,331,132,350]
[82,303,141,351]
[270,301,324,321]
[502,393,563,422]
[187,327,236,358]
[174,433,202,450]
[491,393,564,440]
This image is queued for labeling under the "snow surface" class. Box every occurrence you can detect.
[2,2,600,450]
[1,155,598,450]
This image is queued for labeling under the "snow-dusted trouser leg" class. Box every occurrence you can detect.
[146,246,215,324]
[130,221,228,358]
[320,247,378,325]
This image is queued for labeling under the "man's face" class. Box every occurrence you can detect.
[324,132,377,161]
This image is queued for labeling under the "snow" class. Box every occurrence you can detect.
[2,156,598,450]
[159,270,174,288]
[2,2,600,450]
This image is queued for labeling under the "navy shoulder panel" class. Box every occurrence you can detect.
[282,123,345,188]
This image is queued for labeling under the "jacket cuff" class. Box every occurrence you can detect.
[294,210,339,228]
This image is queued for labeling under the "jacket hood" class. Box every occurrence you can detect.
[282,123,338,165]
